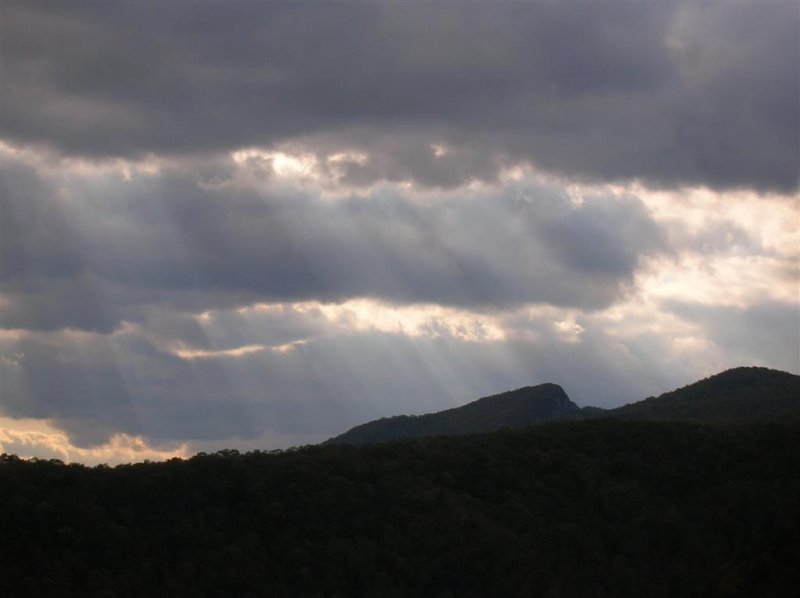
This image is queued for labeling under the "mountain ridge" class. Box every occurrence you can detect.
[608,366,800,423]
[327,382,580,445]
[327,366,800,445]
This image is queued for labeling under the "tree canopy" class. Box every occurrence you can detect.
[2,419,798,597]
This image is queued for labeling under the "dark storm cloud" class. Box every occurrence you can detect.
[1,0,797,191]
[1,155,666,332]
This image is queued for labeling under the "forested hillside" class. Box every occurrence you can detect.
[608,367,800,423]
[329,367,800,445]
[3,420,799,597]
[328,383,578,445]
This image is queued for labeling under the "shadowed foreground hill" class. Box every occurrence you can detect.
[608,367,800,423]
[2,420,799,596]
[329,367,800,445]
[327,383,579,445]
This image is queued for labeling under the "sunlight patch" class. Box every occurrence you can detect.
[0,139,162,180]
[318,299,507,341]
[641,254,798,308]
[235,299,508,342]
[0,417,188,465]
[430,143,450,157]
[171,344,267,360]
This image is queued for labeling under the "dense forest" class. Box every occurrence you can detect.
[3,419,799,597]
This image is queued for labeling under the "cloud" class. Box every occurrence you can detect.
[1,150,666,333]
[1,2,798,462]
[9,286,788,451]
[0,302,688,449]
[0,417,188,465]
[662,299,800,374]
[2,326,261,447]
[2,1,796,191]
[3,253,797,452]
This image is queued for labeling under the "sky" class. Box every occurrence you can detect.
[1,0,798,464]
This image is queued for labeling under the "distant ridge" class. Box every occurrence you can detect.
[326,383,579,445]
[607,366,800,423]
[327,367,800,445]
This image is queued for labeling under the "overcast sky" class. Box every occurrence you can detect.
[1,0,798,464]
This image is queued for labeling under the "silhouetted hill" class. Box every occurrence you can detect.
[3,420,799,596]
[328,367,800,444]
[608,367,800,423]
[327,383,580,444]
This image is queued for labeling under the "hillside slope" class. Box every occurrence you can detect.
[327,383,579,445]
[3,421,799,596]
[608,367,800,423]
[328,367,800,445]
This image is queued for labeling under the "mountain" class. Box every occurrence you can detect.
[326,383,580,445]
[328,367,800,445]
[607,366,800,423]
[5,367,800,595]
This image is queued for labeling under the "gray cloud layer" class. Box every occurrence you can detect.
[1,154,665,332]
[0,310,687,448]
[4,146,794,450]
[9,288,797,449]
[2,1,797,191]
[662,299,800,374]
